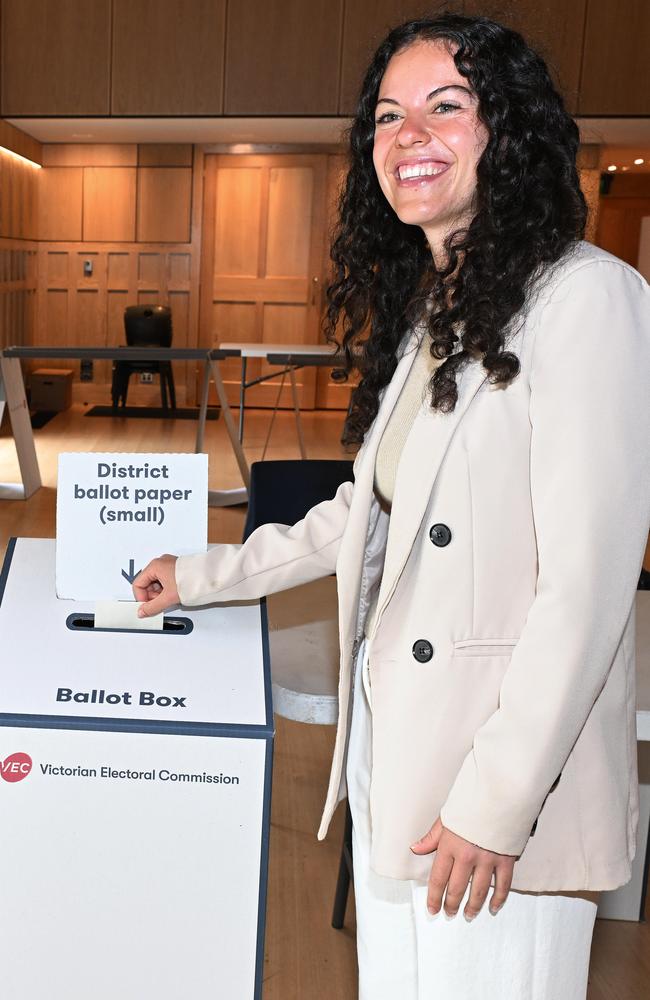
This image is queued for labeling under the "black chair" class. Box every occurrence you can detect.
[242,459,356,929]
[243,458,354,541]
[111,305,176,410]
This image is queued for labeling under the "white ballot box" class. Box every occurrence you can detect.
[0,538,274,1000]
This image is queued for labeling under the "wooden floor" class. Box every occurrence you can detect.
[1,404,649,999]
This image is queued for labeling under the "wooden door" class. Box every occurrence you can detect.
[596,197,650,267]
[200,154,328,408]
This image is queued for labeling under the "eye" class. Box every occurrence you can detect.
[432,101,461,114]
[374,111,401,125]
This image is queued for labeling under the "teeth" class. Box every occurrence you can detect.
[398,163,447,180]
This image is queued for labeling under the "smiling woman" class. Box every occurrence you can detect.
[132,12,650,1000]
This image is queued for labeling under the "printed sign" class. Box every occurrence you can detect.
[56,452,208,599]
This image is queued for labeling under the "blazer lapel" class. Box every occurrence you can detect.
[369,355,489,636]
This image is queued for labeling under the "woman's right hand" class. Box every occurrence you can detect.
[133,554,180,617]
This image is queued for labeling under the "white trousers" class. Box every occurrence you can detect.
[345,638,599,1000]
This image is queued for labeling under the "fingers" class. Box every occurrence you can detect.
[132,565,162,602]
[440,860,474,918]
[410,820,441,855]
[463,865,493,921]
[426,849,454,915]
[132,555,180,616]
[488,861,513,916]
[138,590,173,618]
[425,827,515,920]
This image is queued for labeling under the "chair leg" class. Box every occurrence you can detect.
[111,366,119,411]
[331,800,354,929]
[167,363,176,409]
[160,368,168,410]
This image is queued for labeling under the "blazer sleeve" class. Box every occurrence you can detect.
[174,457,360,606]
[439,258,650,857]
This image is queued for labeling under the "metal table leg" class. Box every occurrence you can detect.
[0,355,42,499]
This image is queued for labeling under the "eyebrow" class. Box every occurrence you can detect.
[376,84,473,107]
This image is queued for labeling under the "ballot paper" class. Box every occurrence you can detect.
[56,452,208,600]
[94,600,165,632]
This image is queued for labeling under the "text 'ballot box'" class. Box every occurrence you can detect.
[0,538,273,1000]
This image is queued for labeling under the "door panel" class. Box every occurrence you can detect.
[200,154,328,408]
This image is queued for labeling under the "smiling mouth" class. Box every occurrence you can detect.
[395,162,451,183]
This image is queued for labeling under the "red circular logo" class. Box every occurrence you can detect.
[1,752,32,783]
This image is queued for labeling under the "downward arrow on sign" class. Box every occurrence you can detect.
[121,559,141,584]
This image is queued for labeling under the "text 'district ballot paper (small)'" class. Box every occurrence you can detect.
[56,452,208,600]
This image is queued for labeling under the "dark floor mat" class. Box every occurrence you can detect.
[30,410,59,428]
[85,405,220,420]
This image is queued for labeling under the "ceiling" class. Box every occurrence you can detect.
[4,116,353,146]
[7,118,650,147]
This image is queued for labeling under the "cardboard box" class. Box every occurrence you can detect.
[30,369,73,411]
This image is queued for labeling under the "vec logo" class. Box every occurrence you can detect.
[1,752,33,783]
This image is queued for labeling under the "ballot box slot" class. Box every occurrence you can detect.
[65,613,193,636]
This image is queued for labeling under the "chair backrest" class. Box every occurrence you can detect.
[242,459,354,542]
[124,305,173,348]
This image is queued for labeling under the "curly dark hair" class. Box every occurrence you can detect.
[324,12,587,445]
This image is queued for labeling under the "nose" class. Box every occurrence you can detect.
[395,112,431,148]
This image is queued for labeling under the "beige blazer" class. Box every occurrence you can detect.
[176,241,650,892]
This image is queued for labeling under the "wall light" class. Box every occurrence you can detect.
[607,164,617,172]
[0,144,41,168]
[634,157,645,165]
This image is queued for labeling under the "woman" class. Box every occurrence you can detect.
[134,13,650,999]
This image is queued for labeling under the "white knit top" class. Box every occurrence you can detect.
[365,333,441,637]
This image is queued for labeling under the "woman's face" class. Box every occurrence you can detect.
[372,39,488,254]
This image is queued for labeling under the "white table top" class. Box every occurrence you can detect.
[219,342,336,359]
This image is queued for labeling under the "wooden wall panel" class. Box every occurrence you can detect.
[339,1,463,114]
[83,168,136,242]
[580,0,650,114]
[43,145,137,168]
[464,1,587,113]
[74,289,103,346]
[225,0,344,114]
[0,150,40,240]
[112,0,226,114]
[42,289,69,350]
[138,252,164,289]
[136,168,192,243]
[138,145,193,168]
[0,242,37,351]
[32,145,201,403]
[340,1,586,114]
[39,168,83,242]
[107,253,131,290]
[0,122,42,166]
[168,291,190,348]
[45,253,69,288]
[35,243,201,402]
[1,0,111,115]
[169,253,192,286]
